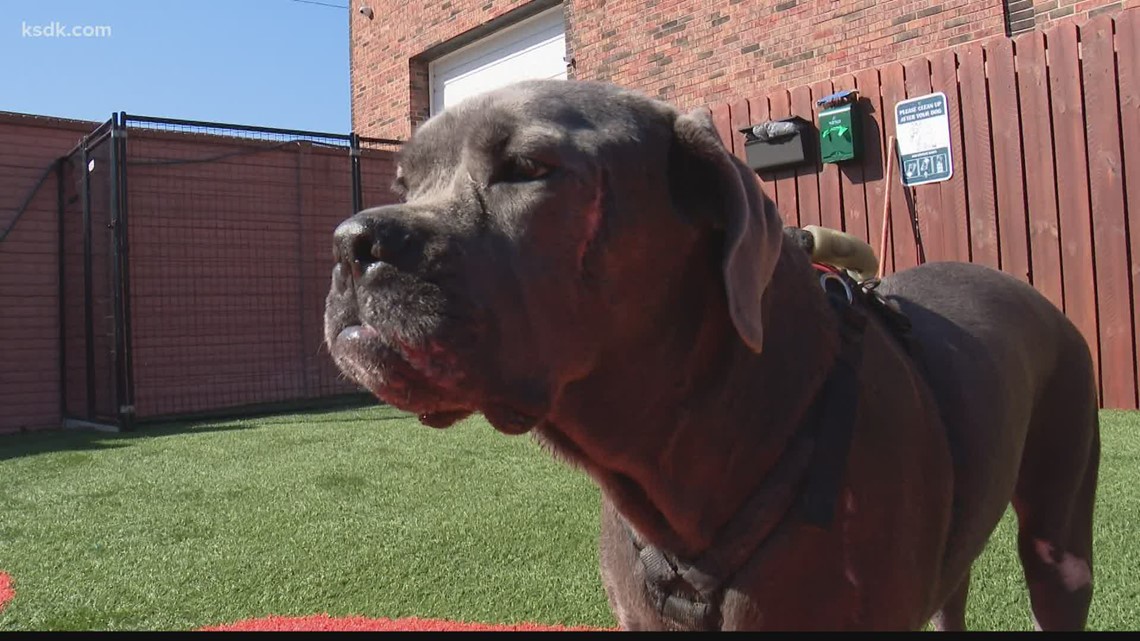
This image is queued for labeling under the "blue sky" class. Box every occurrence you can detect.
[1,0,351,132]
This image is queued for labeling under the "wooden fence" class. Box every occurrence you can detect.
[710,10,1140,410]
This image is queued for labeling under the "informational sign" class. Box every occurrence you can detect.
[894,92,953,186]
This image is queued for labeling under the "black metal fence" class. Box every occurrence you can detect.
[59,114,402,430]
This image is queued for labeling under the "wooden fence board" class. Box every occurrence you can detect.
[987,36,1031,284]
[1117,9,1140,409]
[930,48,971,264]
[921,46,966,262]
[792,84,822,228]
[832,74,869,242]
[1048,21,1102,401]
[1082,15,1136,409]
[960,43,1000,271]
[1015,30,1065,313]
[856,67,890,273]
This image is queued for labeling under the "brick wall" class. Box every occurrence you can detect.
[571,0,1007,109]
[0,113,93,435]
[351,0,1130,140]
[1009,0,1137,34]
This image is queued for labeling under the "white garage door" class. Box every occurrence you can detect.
[429,9,567,115]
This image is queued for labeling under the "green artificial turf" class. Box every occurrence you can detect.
[0,406,1136,630]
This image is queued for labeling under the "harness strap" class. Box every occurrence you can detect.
[799,273,868,527]
[636,544,718,629]
[625,267,872,629]
[625,421,818,629]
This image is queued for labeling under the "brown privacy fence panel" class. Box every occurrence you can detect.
[709,10,1140,410]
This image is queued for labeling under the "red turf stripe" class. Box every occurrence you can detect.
[199,614,612,632]
[0,572,13,611]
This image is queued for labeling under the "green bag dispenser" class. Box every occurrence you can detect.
[817,90,861,164]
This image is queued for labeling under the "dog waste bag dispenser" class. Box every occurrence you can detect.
[816,89,861,164]
[739,117,812,172]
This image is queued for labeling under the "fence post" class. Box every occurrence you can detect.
[109,113,128,430]
[113,112,136,430]
[81,134,96,420]
[56,157,67,422]
[350,133,363,215]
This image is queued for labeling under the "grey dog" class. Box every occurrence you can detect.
[324,79,1100,631]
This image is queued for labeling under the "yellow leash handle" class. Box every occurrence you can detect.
[803,225,880,282]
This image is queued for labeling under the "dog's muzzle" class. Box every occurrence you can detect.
[325,210,473,428]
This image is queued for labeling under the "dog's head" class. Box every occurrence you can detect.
[324,80,783,434]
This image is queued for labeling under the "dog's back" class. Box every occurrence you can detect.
[878,261,1100,630]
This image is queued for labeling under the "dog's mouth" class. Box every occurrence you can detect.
[332,321,544,431]
[330,323,547,435]
[330,324,474,429]
[325,260,549,435]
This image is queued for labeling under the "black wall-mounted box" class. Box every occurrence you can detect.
[739,116,813,172]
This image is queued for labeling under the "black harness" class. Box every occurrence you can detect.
[624,260,919,630]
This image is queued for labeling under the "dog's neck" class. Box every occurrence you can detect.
[536,237,842,559]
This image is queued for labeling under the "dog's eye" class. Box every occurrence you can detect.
[495,156,553,183]
[391,175,408,196]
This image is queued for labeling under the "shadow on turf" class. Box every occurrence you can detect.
[0,399,408,461]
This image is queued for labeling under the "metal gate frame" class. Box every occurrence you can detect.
[58,115,132,430]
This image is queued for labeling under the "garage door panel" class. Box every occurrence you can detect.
[430,9,567,114]
[435,21,565,82]
[436,36,566,110]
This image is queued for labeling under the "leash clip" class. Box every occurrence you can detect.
[819,271,855,305]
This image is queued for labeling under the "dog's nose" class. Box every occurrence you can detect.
[333,217,374,268]
[332,209,422,276]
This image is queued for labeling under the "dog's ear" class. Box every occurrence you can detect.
[669,108,784,353]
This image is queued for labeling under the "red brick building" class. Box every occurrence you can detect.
[351,0,1131,140]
